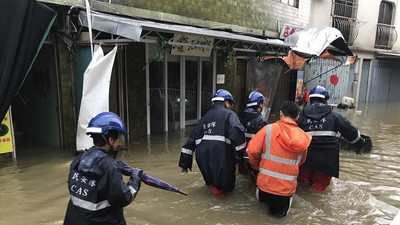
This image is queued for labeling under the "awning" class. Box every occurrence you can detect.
[78,11,290,55]
[375,52,400,59]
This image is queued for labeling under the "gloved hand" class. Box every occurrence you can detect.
[354,137,366,155]
[130,167,143,178]
[178,153,193,173]
[117,160,134,176]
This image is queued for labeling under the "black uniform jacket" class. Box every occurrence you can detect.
[64,147,141,225]
[179,103,246,192]
[239,107,267,145]
[297,103,361,178]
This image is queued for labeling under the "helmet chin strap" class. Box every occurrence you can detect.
[101,134,115,152]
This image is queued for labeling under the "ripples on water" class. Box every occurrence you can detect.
[0,102,399,225]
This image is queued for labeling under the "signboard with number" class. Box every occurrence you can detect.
[0,109,14,154]
[279,24,305,39]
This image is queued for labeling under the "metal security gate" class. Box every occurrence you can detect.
[369,59,400,102]
[358,59,371,102]
[304,59,353,104]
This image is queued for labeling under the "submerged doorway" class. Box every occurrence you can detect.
[148,44,214,134]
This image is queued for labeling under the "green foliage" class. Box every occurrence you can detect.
[144,38,170,70]
[218,45,236,68]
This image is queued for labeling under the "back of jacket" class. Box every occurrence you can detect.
[64,147,139,225]
[297,103,360,177]
[247,120,311,196]
[179,103,246,192]
[239,107,267,145]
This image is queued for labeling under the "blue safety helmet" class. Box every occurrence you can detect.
[247,91,265,107]
[86,112,127,135]
[211,89,234,104]
[309,85,329,100]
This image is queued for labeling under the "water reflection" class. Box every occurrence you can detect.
[0,102,400,224]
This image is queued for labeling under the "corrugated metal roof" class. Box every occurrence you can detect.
[78,11,291,51]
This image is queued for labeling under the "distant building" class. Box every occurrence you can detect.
[308,0,400,104]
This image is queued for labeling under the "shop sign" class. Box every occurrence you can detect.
[0,109,14,154]
[170,34,213,57]
[279,24,304,39]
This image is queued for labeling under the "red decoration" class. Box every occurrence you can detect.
[330,75,339,85]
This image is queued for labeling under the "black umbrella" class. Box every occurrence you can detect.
[117,160,187,196]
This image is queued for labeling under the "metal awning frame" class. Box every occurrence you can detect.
[72,10,290,56]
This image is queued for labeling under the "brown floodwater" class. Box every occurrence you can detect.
[1,101,400,225]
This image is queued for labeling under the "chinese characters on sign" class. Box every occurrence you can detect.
[279,24,304,39]
[0,109,14,154]
[170,34,214,57]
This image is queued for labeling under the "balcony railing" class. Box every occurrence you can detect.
[375,23,398,49]
[332,16,359,45]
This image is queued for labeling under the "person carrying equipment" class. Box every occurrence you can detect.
[64,112,142,225]
[179,89,246,197]
[296,85,366,192]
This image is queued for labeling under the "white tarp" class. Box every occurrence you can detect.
[76,45,117,151]
[284,27,350,56]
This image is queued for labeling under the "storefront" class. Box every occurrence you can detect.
[73,10,290,137]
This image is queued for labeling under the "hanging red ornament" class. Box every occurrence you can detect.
[330,75,339,85]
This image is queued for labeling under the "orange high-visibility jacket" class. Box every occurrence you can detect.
[247,120,312,196]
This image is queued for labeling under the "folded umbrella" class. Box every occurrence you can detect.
[117,160,187,196]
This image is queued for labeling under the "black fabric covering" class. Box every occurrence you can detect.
[0,0,56,120]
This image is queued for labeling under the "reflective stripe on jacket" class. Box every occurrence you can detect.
[297,103,361,177]
[64,147,140,225]
[178,103,246,192]
[247,120,311,196]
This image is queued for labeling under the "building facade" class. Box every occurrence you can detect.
[11,0,312,151]
[308,0,400,105]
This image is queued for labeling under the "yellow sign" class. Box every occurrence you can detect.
[0,110,14,154]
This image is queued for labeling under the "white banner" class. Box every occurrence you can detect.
[76,45,117,151]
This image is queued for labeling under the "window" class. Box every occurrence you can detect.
[378,1,393,25]
[332,0,358,18]
[280,0,298,7]
[331,0,359,45]
[375,1,397,49]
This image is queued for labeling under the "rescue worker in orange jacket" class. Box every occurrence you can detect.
[247,100,312,217]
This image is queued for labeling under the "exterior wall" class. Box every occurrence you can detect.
[309,0,332,27]
[310,0,400,53]
[40,0,311,38]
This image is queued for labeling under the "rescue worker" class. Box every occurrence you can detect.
[247,100,311,217]
[64,112,142,225]
[239,91,267,145]
[178,89,246,197]
[296,85,365,192]
[238,91,267,176]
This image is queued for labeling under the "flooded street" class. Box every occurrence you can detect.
[1,102,400,225]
